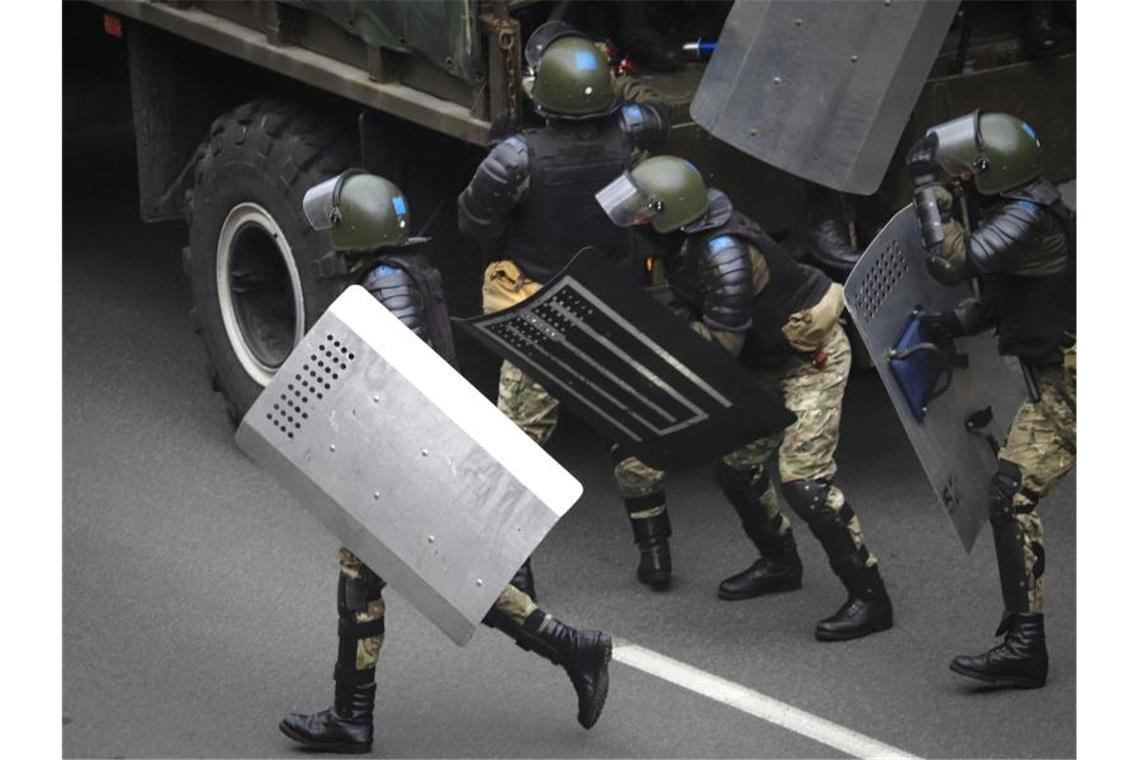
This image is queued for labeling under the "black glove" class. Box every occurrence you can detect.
[905,133,941,187]
[918,310,965,343]
[925,253,971,285]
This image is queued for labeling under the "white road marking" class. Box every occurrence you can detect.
[612,639,922,760]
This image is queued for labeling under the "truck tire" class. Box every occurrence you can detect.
[187,99,354,422]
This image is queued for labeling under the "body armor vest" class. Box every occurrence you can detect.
[981,180,1075,363]
[508,119,635,283]
[683,212,832,365]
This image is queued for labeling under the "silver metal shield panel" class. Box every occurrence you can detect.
[690,0,959,195]
[843,207,1025,552]
[456,248,795,471]
[235,286,582,646]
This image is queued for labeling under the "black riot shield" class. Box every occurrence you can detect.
[457,249,794,471]
[843,207,1027,552]
[690,0,958,195]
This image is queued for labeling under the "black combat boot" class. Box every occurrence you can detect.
[485,608,612,728]
[279,666,376,753]
[715,463,804,600]
[718,531,803,599]
[950,612,1048,689]
[815,560,894,641]
[511,557,537,601]
[629,508,673,589]
[802,494,892,641]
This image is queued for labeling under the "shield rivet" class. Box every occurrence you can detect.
[373,492,381,500]
[475,579,484,587]
[795,18,803,26]
[372,395,380,403]
[851,54,859,63]
[329,444,336,452]
[772,76,782,84]
[427,535,435,543]
[421,449,429,457]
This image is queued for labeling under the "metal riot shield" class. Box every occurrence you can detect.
[843,207,1026,551]
[235,286,582,646]
[690,0,959,195]
[456,248,795,471]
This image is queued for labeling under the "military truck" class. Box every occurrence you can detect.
[74,0,1075,420]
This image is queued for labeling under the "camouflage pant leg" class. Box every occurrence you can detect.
[497,360,561,446]
[338,548,386,670]
[719,435,792,537]
[996,346,1077,614]
[612,452,666,518]
[492,583,551,632]
[754,325,875,565]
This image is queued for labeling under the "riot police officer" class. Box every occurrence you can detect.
[457,21,672,592]
[278,171,614,754]
[595,156,895,641]
[906,112,1075,688]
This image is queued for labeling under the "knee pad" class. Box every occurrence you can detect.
[988,460,1023,527]
[337,571,385,619]
[781,479,831,524]
[714,460,765,504]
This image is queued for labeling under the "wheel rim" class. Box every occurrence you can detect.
[216,203,305,387]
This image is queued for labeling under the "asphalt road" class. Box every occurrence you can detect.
[62,128,1076,759]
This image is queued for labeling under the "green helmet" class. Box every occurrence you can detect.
[928,111,1044,195]
[595,155,709,233]
[302,170,410,251]
[525,23,617,119]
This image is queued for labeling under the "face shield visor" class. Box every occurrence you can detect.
[525,20,578,68]
[928,111,989,177]
[302,169,367,231]
[595,172,663,228]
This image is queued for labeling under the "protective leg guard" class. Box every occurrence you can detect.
[483,607,612,729]
[989,460,1033,613]
[280,574,384,753]
[510,557,537,601]
[951,611,1048,689]
[783,480,893,641]
[714,462,803,599]
[626,493,673,590]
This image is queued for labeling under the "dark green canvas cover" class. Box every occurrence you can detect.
[288,0,485,85]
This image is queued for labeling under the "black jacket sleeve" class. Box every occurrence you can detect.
[456,136,529,246]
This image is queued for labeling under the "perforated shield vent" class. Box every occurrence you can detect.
[265,333,358,439]
[850,237,909,324]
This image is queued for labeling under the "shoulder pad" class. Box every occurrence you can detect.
[706,235,742,255]
[619,104,647,132]
[698,234,753,332]
[619,101,669,149]
[486,136,529,178]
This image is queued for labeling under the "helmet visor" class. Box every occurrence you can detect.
[525,20,578,67]
[595,172,661,228]
[302,175,340,231]
[928,111,984,177]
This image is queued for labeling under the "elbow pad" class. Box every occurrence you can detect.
[619,102,670,151]
[360,263,430,343]
[699,235,754,332]
[457,137,529,240]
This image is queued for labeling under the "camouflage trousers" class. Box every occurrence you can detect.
[337,548,547,670]
[996,345,1077,614]
[482,260,561,447]
[613,323,875,565]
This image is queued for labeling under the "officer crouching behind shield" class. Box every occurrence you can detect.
[277,171,614,754]
[596,156,894,642]
[457,21,671,594]
[905,112,1075,689]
